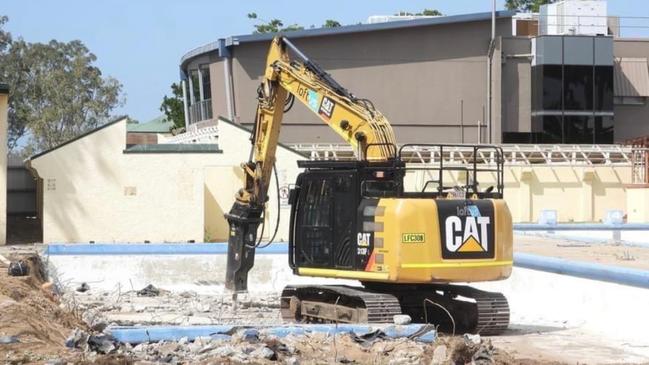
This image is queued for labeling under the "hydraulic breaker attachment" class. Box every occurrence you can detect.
[225,202,263,292]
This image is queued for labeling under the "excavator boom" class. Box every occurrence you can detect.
[225,36,396,291]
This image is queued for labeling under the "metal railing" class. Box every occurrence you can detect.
[288,143,636,166]
[188,99,212,124]
[625,136,649,184]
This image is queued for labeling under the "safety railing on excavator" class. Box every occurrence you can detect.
[357,143,505,199]
[397,144,505,199]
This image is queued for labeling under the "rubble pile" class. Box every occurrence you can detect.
[68,288,282,326]
[1,254,556,364]
[61,327,519,365]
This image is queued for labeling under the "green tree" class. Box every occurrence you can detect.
[395,9,443,16]
[160,82,185,130]
[247,13,304,34]
[247,13,340,33]
[0,16,122,152]
[323,19,341,28]
[505,0,555,12]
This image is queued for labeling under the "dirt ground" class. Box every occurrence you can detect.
[514,234,649,270]
[3,237,649,364]
[0,255,84,363]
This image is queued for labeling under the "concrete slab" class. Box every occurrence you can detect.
[45,243,352,294]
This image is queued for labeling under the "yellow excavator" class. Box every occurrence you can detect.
[225,36,513,334]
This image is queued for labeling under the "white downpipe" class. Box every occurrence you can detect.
[181,79,190,128]
[486,0,496,144]
[223,56,235,121]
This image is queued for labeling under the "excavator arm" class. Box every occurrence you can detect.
[225,36,396,291]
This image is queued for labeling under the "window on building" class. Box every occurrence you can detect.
[563,116,594,144]
[595,66,614,111]
[200,65,211,100]
[189,69,200,104]
[541,115,563,143]
[524,36,614,144]
[595,116,614,143]
[533,65,563,111]
[564,65,593,111]
[502,132,536,143]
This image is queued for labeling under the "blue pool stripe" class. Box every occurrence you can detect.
[514,252,649,289]
[514,223,649,231]
[46,242,289,255]
[108,324,436,344]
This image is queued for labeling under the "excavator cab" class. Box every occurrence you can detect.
[283,145,512,333]
[287,144,510,279]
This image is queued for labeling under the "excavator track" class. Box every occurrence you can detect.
[281,283,509,335]
[372,283,510,335]
[280,285,402,323]
[444,285,510,335]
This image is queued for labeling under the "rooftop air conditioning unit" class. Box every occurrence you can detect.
[539,0,608,36]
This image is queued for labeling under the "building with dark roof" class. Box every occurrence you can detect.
[179,9,649,145]
[126,115,174,145]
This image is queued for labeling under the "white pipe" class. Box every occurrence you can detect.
[487,0,496,144]
[224,56,235,120]
[188,71,195,104]
[181,80,189,128]
[197,67,205,102]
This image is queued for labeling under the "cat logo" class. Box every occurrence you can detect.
[319,96,335,119]
[437,201,495,259]
[357,232,371,247]
[444,215,490,253]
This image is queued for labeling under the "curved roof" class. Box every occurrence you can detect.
[180,10,515,71]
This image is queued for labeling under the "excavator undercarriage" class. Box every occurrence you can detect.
[280,284,509,335]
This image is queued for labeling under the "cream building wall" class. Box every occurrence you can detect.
[28,117,304,243]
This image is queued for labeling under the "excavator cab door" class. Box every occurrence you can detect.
[289,168,359,270]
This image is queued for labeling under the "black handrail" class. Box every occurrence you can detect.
[395,144,505,198]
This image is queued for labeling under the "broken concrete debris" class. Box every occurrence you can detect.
[431,344,448,364]
[464,333,481,346]
[65,329,118,354]
[7,260,29,276]
[137,283,161,297]
[393,314,412,325]
[0,335,19,344]
[76,282,90,292]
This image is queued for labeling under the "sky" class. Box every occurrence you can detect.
[3,0,648,123]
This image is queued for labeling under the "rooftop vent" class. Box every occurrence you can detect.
[539,0,608,36]
[366,15,442,24]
